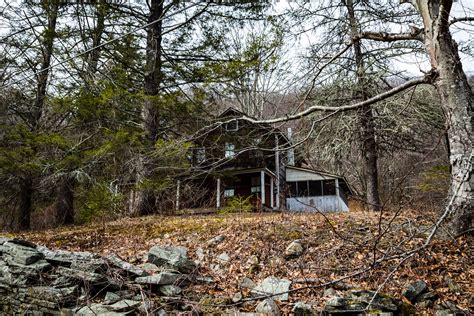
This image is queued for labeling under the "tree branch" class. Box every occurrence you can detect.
[240,72,437,125]
[449,16,474,26]
[360,26,423,42]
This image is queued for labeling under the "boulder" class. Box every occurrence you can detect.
[255,299,280,316]
[402,280,428,303]
[217,252,230,263]
[159,284,182,296]
[147,245,196,273]
[135,271,183,285]
[207,235,225,245]
[251,276,291,301]
[107,255,147,276]
[0,241,44,265]
[108,299,141,312]
[240,277,256,289]
[56,266,106,284]
[284,240,304,259]
[292,302,314,316]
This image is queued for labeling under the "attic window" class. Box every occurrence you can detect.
[225,143,235,158]
[225,120,239,132]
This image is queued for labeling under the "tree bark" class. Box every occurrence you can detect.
[55,176,75,225]
[18,1,58,230]
[136,0,164,216]
[54,1,107,225]
[415,0,473,235]
[18,177,33,230]
[345,0,381,211]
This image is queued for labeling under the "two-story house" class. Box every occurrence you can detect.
[179,107,351,212]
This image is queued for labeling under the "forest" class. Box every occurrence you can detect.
[0,0,472,315]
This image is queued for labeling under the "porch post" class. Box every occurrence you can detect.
[216,178,221,209]
[275,135,280,209]
[335,178,340,210]
[270,177,274,209]
[260,170,265,205]
[175,180,181,211]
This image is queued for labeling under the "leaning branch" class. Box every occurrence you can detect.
[360,27,424,42]
[449,16,474,25]
[241,73,436,125]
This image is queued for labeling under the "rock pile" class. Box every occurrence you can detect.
[0,238,203,315]
[323,289,401,315]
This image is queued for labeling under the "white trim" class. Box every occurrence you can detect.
[270,178,274,209]
[260,170,265,205]
[216,178,221,208]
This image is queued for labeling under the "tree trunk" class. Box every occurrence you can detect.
[56,176,75,225]
[345,0,381,211]
[416,0,473,235]
[54,1,107,225]
[136,0,164,216]
[18,2,58,230]
[18,177,33,230]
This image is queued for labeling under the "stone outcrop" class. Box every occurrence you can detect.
[323,289,401,315]
[0,238,203,314]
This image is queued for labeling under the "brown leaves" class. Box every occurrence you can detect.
[13,210,474,314]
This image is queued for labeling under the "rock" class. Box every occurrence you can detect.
[108,299,141,312]
[139,262,162,273]
[349,290,398,312]
[56,266,106,284]
[240,277,256,289]
[446,278,461,293]
[195,247,205,262]
[71,258,107,273]
[147,245,196,273]
[284,240,304,259]
[195,276,215,284]
[251,276,291,301]
[135,271,183,285]
[159,284,182,296]
[417,291,438,303]
[402,280,428,303]
[255,299,280,316]
[0,241,44,265]
[232,292,243,303]
[207,235,225,245]
[104,292,121,305]
[323,288,337,297]
[76,304,113,315]
[326,296,345,307]
[217,252,230,263]
[292,302,314,315]
[37,246,96,265]
[107,255,147,276]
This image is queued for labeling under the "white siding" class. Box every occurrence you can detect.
[287,196,349,212]
[286,168,336,181]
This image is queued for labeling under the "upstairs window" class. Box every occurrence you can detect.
[225,120,239,132]
[225,142,235,158]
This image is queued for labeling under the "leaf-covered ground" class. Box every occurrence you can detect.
[10,209,473,314]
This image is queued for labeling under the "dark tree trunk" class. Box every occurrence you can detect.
[415,0,473,235]
[345,0,381,211]
[18,178,33,230]
[136,0,164,216]
[56,177,75,225]
[54,1,107,225]
[18,2,58,230]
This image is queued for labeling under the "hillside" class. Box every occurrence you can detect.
[10,210,473,314]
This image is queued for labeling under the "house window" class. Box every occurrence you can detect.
[309,180,323,196]
[322,180,336,195]
[224,188,235,197]
[225,120,238,132]
[296,181,308,197]
[225,143,235,158]
[251,176,261,193]
[194,148,206,163]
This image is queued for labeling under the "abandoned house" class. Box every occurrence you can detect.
[178,108,351,212]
